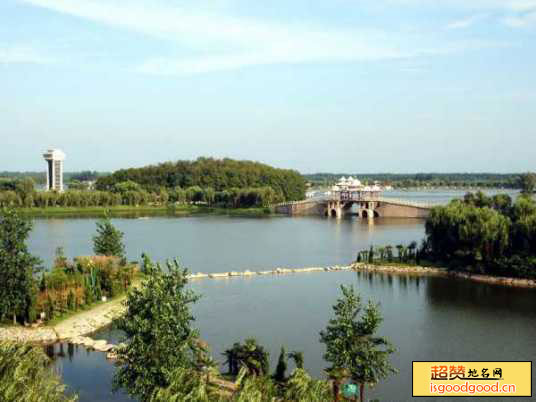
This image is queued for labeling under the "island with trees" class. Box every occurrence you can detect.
[0,158,306,216]
[355,186,536,283]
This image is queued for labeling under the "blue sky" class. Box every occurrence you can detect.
[1,0,535,173]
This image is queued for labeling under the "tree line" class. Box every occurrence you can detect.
[95,157,306,201]
[305,172,536,190]
[0,178,283,209]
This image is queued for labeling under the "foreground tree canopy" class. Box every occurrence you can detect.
[113,255,396,401]
[113,257,204,401]
[0,342,76,402]
[320,285,396,402]
[95,157,306,202]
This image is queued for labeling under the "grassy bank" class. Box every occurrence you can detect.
[17,205,272,218]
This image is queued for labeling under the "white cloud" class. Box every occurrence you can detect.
[384,0,536,11]
[447,14,487,30]
[503,11,536,27]
[0,45,54,64]
[18,0,416,74]
[17,0,515,75]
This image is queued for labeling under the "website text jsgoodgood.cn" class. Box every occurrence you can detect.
[430,382,516,395]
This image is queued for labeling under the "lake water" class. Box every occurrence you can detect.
[30,189,534,401]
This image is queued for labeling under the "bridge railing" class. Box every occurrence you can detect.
[377,197,442,209]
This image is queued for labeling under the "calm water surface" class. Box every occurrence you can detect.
[33,190,533,402]
[50,273,536,402]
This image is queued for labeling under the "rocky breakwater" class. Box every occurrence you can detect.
[189,265,351,279]
[352,262,447,276]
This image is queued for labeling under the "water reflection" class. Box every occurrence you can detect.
[425,276,536,314]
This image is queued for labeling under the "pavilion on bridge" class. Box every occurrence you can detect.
[330,176,383,201]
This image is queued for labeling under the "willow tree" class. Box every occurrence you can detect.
[426,202,510,262]
[320,285,396,402]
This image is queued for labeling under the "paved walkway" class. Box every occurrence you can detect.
[0,295,127,344]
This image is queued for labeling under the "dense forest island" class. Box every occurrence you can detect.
[0,158,305,212]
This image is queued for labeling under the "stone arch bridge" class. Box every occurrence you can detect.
[274,196,439,219]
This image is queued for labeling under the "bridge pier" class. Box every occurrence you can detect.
[326,201,343,219]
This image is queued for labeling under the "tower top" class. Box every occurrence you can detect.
[43,149,66,161]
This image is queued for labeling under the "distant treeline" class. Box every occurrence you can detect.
[0,171,106,185]
[95,157,306,202]
[305,173,522,188]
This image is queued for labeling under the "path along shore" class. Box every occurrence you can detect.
[1,263,535,348]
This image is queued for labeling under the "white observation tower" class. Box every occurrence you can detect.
[43,149,66,192]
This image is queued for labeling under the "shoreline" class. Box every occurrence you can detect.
[16,205,271,218]
[352,263,536,289]
[2,263,534,346]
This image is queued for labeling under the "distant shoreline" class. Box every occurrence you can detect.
[16,205,271,218]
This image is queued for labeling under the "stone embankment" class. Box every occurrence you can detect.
[352,263,536,289]
[189,265,350,280]
[351,263,448,276]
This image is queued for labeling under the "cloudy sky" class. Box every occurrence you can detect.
[2,0,535,173]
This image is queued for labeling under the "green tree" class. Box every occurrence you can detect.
[282,368,332,402]
[223,339,270,377]
[288,351,304,369]
[408,241,418,262]
[518,172,536,194]
[396,244,404,262]
[320,285,396,402]
[426,202,510,262]
[273,346,287,382]
[0,208,41,324]
[0,341,76,402]
[92,214,125,259]
[385,245,394,262]
[113,256,203,401]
